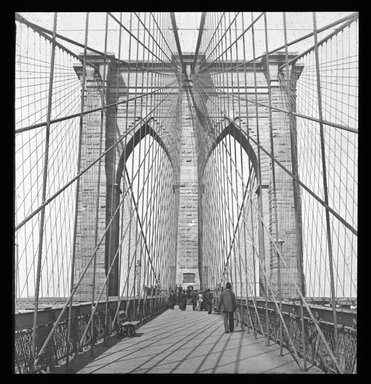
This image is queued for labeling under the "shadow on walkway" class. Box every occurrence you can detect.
[51,306,324,374]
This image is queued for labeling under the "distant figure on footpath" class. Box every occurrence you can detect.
[191,290,198,311]
[218,282,237,333]
[175,285,179,305]
[179,291,187,311]
[177,286,183,307]
[196,290,203,311]
[204,289,213,314]
[168,290,176,309]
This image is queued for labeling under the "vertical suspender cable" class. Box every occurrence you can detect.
[263,12,283,354]
[66,12,89,371]
[91,11,109,355]
[312,11,340,366]
[250,12,269,346]
[31,12,57,371]
[114,11,124,335]
[283,11,307,370]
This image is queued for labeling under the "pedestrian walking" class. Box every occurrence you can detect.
[177,286,183,307]
[191,290,198,311]
[196,290,203,311]
[168,290,176,309]
[218,282,237,333]
[204,288,213,314]
[179,291,187,311]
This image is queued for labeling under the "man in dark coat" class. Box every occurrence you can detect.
[168,290,176,309]
[179,291,187,311]
[218,282,237,333]
[204,289,213,314]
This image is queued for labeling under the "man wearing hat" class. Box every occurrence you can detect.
[218,282,237,333]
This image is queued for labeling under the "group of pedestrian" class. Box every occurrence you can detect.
[191,288,213,314]
[167,282,237,334]
[167,285,192,311]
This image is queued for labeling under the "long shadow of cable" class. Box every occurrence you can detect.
[129,311,222,373]
[83,322,193,372]
[72,311,194,372]
[83,308,218,373]
[262,358,306,373]
[235,327,245,373]
[196,347,273,373]
[203,342,302,374]
[166,317,223,373]
[100,309,192,353]
[153,335,264,369]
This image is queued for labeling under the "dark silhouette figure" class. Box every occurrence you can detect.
[179,292,187,311]
[204,289,213,314]
[218,282,237,333]
[168,290,176,309]
[191,290,198,311]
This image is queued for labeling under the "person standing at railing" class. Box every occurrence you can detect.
[218,282,237,333]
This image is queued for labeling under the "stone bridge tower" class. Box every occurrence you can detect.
[72,51,304,300]
[191,52,305,297]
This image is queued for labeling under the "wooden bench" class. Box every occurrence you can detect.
[118,310,139,337]
[121,320,139,337]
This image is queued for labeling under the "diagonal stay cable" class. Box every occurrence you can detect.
[150,12,176,63]
[198,12,358,76]
[191,12,206,73]
[15,80,177,133]
[278,14,359,70]
[169,12,189,82]
[108,12,176,70]
[15,13,99,72]
[249,193,343,373]
[33,154,140,365]
[203,12,241,63]
[133,12,174,64]
[123,164,160,284]
[196,75,358,134]
[191,79,357,236]
[33,103,178,361]
[224,115,357,236]
[219,165,255,281]
[15,12,174,78]
[202,12,263,71]
[15,83,178,231]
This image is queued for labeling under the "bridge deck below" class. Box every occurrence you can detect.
[59,305,323,374]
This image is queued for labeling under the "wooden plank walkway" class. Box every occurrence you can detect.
[55,305,324,374]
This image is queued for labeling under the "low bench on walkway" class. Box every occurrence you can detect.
[118,310,139,337]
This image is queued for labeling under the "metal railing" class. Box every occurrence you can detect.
[14,296,168,373]
[232,297,357,374]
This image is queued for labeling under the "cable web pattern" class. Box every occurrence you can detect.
[14,12,357,374]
